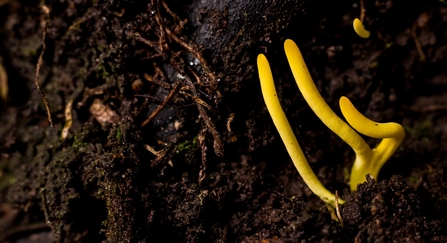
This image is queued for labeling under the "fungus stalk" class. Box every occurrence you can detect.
[339,97,405,191]
[257,54,343,207]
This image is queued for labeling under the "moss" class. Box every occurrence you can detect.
[404,118,432,138]
[73,134,88,148]
[0,172,15,191]
[115,126,122,140]
[175,136,198,154]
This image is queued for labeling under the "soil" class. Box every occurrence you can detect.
[1,0,447,242]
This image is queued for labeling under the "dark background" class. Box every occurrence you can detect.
[1,0,447,242]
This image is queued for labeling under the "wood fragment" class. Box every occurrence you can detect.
[89,99,121,126]
[145,143,172,168]
[0,63,7,100]
[60,99,73,140]
[226,113,235,132]
[144,144,161,157]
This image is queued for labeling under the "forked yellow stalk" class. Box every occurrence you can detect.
[339,97,405,191]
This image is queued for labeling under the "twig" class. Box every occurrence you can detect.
[161,0,187,34]
[144,144,162,157]
[135,35,164,58]
[198,128,207,186]
[149,0,224,158]
[335,191,344,228]
[164,27,216,84]
[187,66,205,86]
[141,81,181,126]
[183,75,224,157]
[145,143,173,168]
[143,72,171,90]
[152,0,167,52]
[226,113,235,132]
[359,0,366,22]
[412,22,426,62]
[181,92,212,111]
[35,5,53,127]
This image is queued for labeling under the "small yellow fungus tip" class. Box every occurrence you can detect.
[353,18,370,38]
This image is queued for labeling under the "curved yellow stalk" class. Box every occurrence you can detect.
[353,18,370,38]
[257,54,343,206]
[339,96,405,190]
[284,39,373,177]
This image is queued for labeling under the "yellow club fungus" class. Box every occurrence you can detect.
[257,39,404,205]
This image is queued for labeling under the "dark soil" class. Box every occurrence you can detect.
[1,0,447,242]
